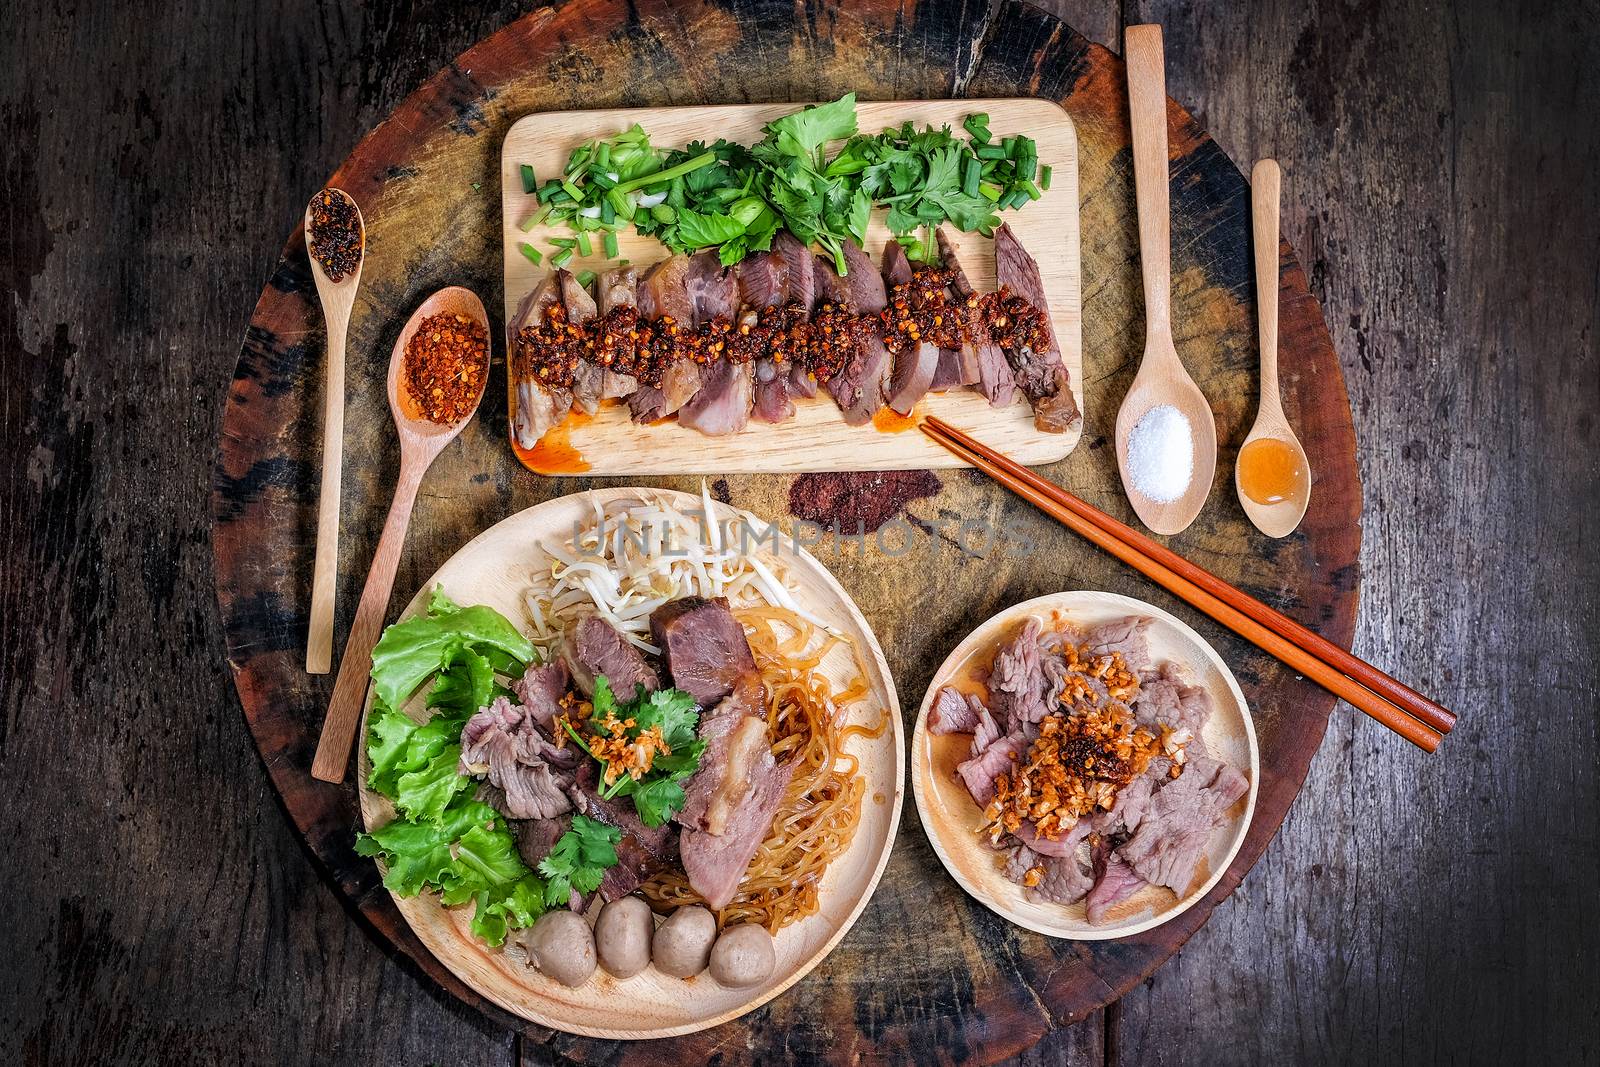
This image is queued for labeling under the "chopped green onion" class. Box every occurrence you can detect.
[518,241,542,266]
[651,203,677,224]
[976,145,1007,160]
[576,270,596,288]
[576,231,592,257]
[596,143,612,171]
[560,179,583,202]
[550,247,574,269]
[1039,164,1053,191]
[518,204,550,232]
[979,180,1003,202]
[606,188,635,220]
[520,164,538,194]
[1021,179,1043,201]
[588,169,617,190]
[963,157,982,198]
[537,182,564,203]
[549,237,576,249]
[603,231,619,258]
[600,199,615,225]
[963,115,991,143]
[614,150,718,194]
[1017,156,1037,182]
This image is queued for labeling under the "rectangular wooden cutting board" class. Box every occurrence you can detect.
[499,99,1082,474]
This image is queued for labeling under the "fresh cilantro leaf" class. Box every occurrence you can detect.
[628,777,689,828]
[762,93,859,166]
[538,814,622,906]
[631,688,700,750]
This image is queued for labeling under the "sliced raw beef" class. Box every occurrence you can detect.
[1117,756,1249,894]
[560,615,658,699]
[989,617,1054,735]
[679,755,798,909]
[1134,662,1214,758]
[1004,843,1042,884]
[1086,837,1147,924]
[649,596,758,706]
[458,696,578,820]
[1014,813,1093,859]
[955,731,1024,808]
[993,222,1081,434]
[1083,616,1154,677]
[1027,852,1095,906]
[927,685,983,734]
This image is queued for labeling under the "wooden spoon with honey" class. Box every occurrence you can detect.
[311,286,490,784]
[1235,159,1312,538]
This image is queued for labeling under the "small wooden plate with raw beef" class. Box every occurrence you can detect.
[911,591,1258,940]
[355,488,902,1038]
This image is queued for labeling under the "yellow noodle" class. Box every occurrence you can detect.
[640,606,887,932]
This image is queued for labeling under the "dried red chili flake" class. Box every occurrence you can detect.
[307,190,363,282]
[403,312,489,425]
[981,286,1052,354]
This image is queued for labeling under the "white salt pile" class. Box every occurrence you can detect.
[1127,404,1194,502]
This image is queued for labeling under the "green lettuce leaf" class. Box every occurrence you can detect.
[471,875,547,947]
[368,592,534,712]
[355,798,501,896]
[393,744,473,825]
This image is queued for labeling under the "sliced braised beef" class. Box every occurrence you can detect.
[674,673,771,835]
[881,241,939,414]
[559,269,604,415]
[678,357,754,435]
[679,755,798,909]
[823,242,893,425]
[739,250,795,424]
[511,660,570,729]
[1014,814,1093,859]
[560,615,659,699]
[511,274,574,448]
[993,222,1081,433]
[595,266,640,398]
[630,256,702,421]
[649,596,758,706]
[937,228,1014,404]
[775,232,821,399]
[566,762,681,902]
[459,696,578,820]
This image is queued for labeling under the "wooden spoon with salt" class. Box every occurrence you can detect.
[311,286,490,784]
[305,188,364,674]
[1114,25,1218,536]
[1236,159,1313,537]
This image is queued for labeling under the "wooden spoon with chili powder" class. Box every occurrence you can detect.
[311,285,490,783]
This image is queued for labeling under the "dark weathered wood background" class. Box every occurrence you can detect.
[2,1,1595,1064]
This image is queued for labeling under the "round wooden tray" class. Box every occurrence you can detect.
[357,489,904,1039]
[212,2,1361,1062]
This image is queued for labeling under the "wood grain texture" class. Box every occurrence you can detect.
[2,1,1592,1066]
[499,98,1084,473]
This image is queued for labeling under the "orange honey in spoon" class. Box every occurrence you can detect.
[1237,436,1306,506]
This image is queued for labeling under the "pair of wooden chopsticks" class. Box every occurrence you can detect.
[920,416,1454,751]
